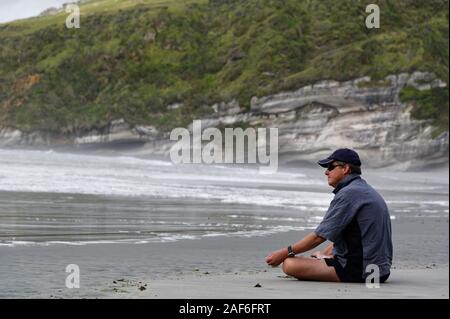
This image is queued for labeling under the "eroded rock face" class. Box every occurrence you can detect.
[0,72,448,168]
[73,119,146,145]
[199,72,448,168]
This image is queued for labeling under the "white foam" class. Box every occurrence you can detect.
[0,148,329,212]
[387,200,449,206]
[0,224,314,247]
[226,215,318,223]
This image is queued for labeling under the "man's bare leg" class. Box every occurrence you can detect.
[282,256,340,282]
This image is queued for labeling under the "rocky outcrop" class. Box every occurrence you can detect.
[39,7,60,17]
[0,72,448,168]
[0,119,158,147]
[73,119,158,145]
[244,72,448,167]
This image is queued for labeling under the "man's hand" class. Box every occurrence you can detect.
[265,248,288,267]
[310,251,332,259]
[265,233,326,267]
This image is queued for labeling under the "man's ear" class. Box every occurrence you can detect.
[344,164,351,175]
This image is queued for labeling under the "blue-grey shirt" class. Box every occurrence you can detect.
[315,174,393,278]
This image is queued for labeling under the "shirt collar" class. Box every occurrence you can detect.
[333,173,361,194]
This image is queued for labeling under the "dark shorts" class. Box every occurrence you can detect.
[324,258,390,283]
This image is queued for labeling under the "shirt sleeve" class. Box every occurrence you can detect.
[314,193,359,242]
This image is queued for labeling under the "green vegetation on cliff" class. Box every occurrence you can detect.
[400,86,448,137]
[0,0,448,134]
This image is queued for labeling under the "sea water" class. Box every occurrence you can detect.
[0,148,448,247]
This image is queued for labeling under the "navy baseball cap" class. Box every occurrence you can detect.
[317,148,361,167]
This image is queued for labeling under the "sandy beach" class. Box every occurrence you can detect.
[0,149,448,299]
[108,268,449,299]
[1,217,447,299]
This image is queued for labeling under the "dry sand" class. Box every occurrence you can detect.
[104,268,449,299]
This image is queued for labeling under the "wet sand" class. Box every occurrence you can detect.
[1,216,447,299]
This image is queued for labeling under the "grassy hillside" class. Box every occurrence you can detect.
[0,0,448,135]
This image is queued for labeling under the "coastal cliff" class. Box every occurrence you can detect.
[1,71,447,168]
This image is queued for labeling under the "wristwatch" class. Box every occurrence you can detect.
[287,245,295,257]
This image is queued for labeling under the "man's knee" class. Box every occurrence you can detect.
[282,257,297,276]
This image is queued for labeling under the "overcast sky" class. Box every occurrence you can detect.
[0,0,70,23]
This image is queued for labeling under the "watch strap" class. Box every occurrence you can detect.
[287,245,295,257]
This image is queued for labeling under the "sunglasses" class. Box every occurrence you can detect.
[326,164,343,171]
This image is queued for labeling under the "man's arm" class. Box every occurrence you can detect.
[311,243,334,259]
[322,243,334,256]
[265,232,326,267]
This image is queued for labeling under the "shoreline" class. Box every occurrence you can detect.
[1,145,449,172]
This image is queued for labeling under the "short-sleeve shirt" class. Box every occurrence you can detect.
[315,174,393,279]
